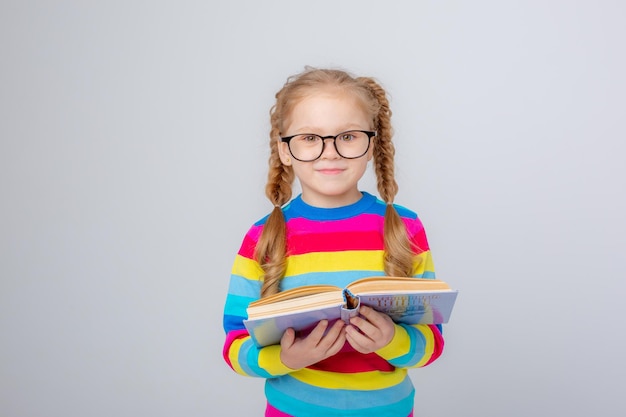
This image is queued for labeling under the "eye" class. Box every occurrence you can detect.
[299,135,320,142]
[338,133,356,142]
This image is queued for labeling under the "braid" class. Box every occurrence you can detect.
[255,101,294,297]
[265,108,294,206]
[357,77,415,277]
[357,78,398,203]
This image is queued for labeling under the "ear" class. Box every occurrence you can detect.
[277,140,293,166]
[366,142,374,162]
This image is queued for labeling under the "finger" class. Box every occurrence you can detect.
[306,320,330,344]
[280,327,296,348]
[326,330,347,356]
[325,319,346,338]
[358,305,387,327]
[316,320,345,350]
[345,326,370,353]
[349,314,376,337]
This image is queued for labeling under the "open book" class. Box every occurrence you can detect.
[244,276,458,347]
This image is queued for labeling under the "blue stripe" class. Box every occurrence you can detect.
[231,339,272,378]
[223,314,246,332]
[240,341,273,378]
[265,374,414,416]
[415,270,436,279]
[235,340,255,376]
[280,270,434,291]
[227,274,261,297]
[223,293,254,317]
[280,270,385,291]
[387,324,426,366]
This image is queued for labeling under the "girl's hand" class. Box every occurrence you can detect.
[345,305,395,354]
[280,319,346,370]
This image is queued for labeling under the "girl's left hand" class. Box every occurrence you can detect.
[345,305,395,354]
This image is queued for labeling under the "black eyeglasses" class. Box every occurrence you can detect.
[280,130,376,162]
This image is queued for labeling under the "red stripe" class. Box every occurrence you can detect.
[422,325,444,367]
[239,217,430,257]
[287,231,383,255]
[307,343,394,373]
[237,233,258,259]
[409,226,430,253]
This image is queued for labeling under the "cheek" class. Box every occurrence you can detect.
[353,159,371,177]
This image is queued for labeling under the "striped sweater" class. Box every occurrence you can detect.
[222,192,444,417]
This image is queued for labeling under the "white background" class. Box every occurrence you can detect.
[1,1,625,416]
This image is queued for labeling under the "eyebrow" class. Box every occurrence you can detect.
[290,125,368,134]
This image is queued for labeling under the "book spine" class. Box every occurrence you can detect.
[340,288,360,323]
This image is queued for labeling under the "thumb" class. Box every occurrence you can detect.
[280,327,296,348]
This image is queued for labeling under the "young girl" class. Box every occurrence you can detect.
[222,68,444,417]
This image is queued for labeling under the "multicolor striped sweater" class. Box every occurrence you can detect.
[222,192,444,417]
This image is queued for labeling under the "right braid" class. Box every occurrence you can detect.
[357,77,416,277]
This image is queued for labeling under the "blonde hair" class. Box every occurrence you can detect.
[256,68,414,297]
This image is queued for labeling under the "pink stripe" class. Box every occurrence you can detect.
[265,403,293,417]
[286,213,384,232]
[222,329,249,369]
[266,403,413,416]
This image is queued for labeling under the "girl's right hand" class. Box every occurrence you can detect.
[279,319,346,370]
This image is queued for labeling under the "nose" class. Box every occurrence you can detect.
[320,137,341,159]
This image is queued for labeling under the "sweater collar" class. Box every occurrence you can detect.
[284,192,377,221]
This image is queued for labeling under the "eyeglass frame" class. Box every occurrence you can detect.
[280,130,377,162]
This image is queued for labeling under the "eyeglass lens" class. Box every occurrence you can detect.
[288,131,371,161]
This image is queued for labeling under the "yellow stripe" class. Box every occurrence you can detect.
[231,254,264,279]
[227,337,248,375]
[412,250,435,276]
[233,249,434,280]
[258,345,295,375]
[376,324,411,359]
[376,324,436,368]
[286,250,385,276]
[291,368,407,390]
[413,325,435,367]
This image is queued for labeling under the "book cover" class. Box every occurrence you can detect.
[243,278,458,347]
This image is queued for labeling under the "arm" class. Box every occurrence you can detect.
[223,269,347,376]
[345,213,445,367]
[222,254,294,378]
[222,224,294,378]
[222,231,346,376]
[345,306,444,368]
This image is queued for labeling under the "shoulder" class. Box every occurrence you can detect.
[365,193,419,220]
[392,202,419,220]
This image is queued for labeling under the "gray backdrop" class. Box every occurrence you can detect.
[2,1,625,416]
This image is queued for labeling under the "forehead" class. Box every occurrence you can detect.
[285,89,372,132]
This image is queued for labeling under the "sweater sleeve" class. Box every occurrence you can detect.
[375,323,444,368]
[374,213,445,368]
[222,227,294,378]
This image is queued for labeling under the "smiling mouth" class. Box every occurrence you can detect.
[317,168,344,175]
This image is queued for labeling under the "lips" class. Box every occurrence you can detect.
[317,167,345,175]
